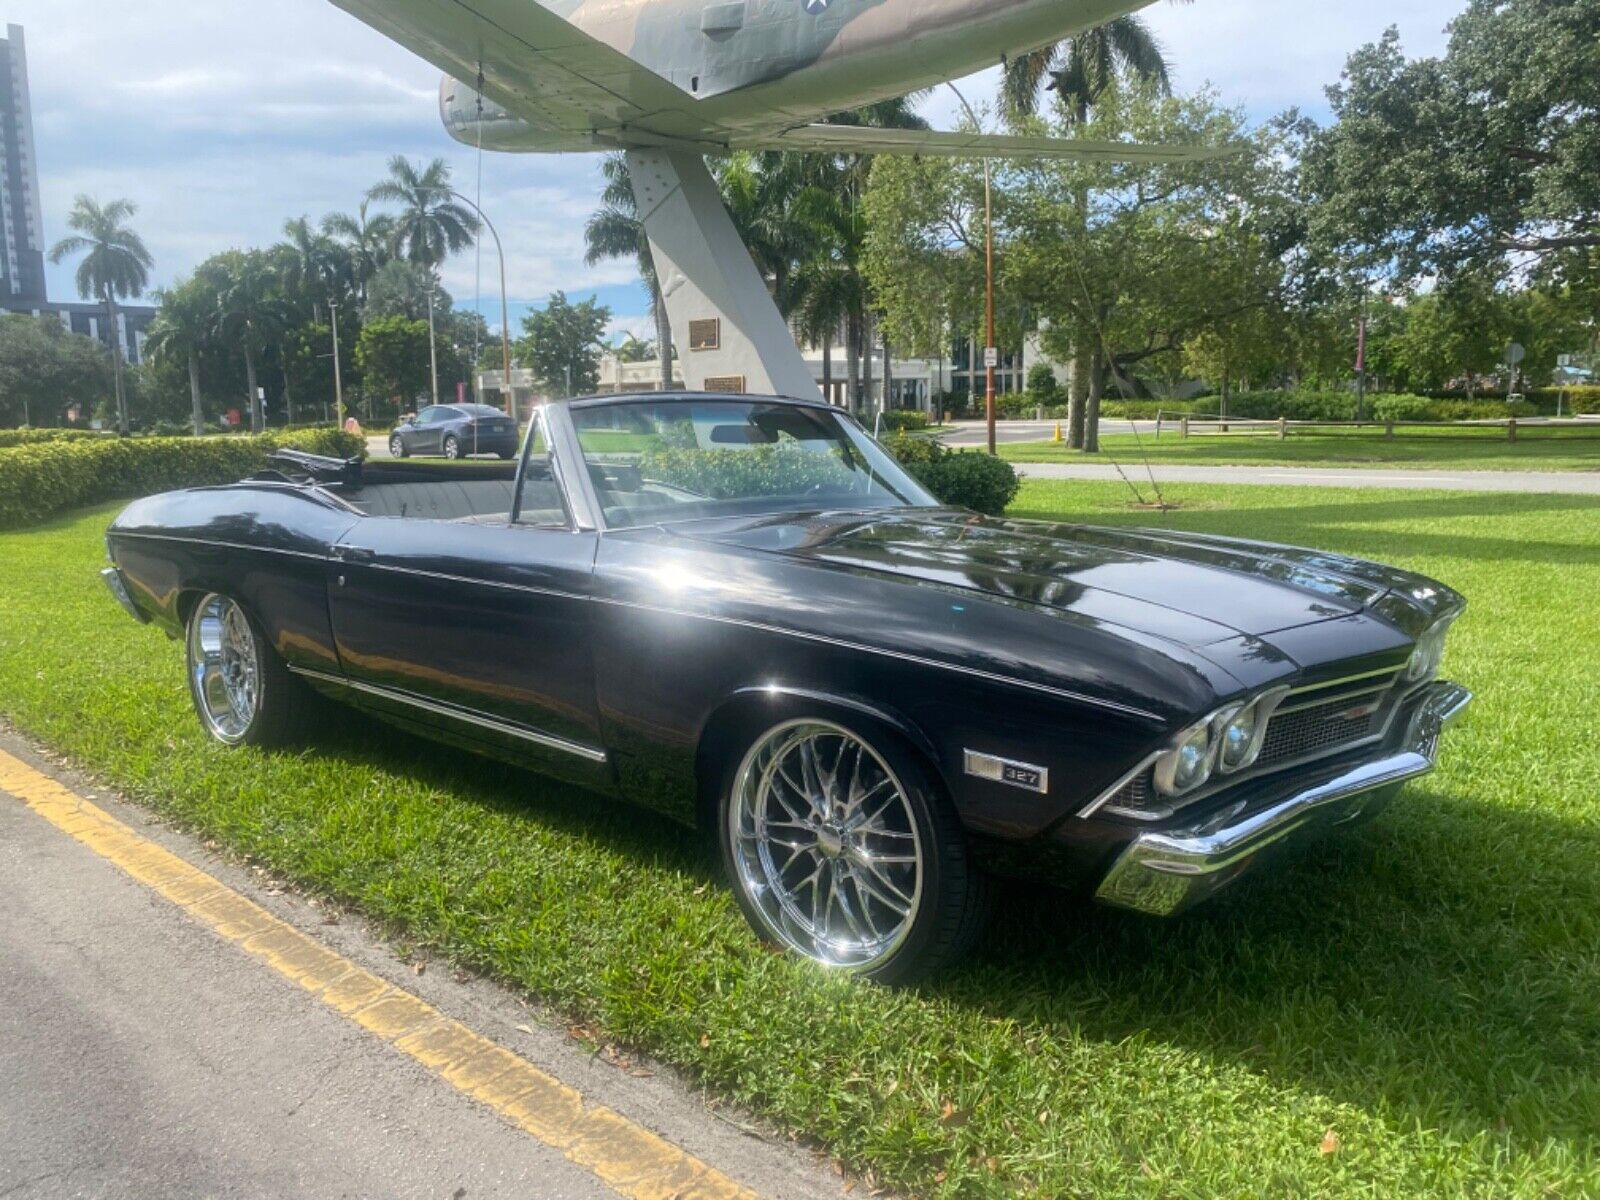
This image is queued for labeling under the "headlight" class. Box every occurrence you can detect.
[1154,721,1213,797]
[1406,618,1454,682]
[1218,704,1261,772]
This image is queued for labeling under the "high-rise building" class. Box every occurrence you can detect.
[0,23,47,305]
[0,24,155,365]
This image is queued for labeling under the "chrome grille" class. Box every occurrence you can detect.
[1258,671,1398,767]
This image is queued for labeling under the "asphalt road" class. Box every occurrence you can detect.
[1011,461,1600,494]
[0,737,842,1200]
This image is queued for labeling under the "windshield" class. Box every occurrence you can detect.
[569,399,937,528]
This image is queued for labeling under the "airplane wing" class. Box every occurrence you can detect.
[743,124,1233,162]
[329,0,704,149]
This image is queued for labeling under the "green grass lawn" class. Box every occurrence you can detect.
[2,484,1598,1197]
[999,425,1600,472]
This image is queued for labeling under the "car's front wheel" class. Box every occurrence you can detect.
[442,434,461,460]
[389,434,408,458]
[720,716,987,984]
[184,593,306,747]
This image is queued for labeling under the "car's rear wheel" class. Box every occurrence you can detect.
[442,434,461,460]
[720,716,987,983]
[184,593,305,747]
[388,434,408,458]
[497,449,516,460]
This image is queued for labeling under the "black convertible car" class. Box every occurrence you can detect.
[102,393,1470,981]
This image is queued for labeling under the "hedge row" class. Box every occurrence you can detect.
[0,427,363,531]
[0,428,116,450]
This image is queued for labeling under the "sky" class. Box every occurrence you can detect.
[14,0,1461,340]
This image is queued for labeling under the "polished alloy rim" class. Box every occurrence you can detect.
[443,436,460,459]
[730,720,923,969]
[187,594,259,743]
[389,435,404,457]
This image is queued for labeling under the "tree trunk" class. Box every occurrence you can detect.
[1083,347,1106,453]
[1067,326,1089,450]
[821,329,833,404]
[245,344,262,432]
[862,310,876,419]
[187,350,204,436]
[283,356,295,426]
[652,279,673,390]
[105,289,129,436]
[882,327,894,413]
[845,314,861,414]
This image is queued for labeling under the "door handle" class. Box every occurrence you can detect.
[334,545,376,563]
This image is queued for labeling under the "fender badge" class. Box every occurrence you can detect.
[964,750,1049,794]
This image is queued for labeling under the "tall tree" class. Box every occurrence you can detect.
[322,200,395,304]
[368,156,480,404]
[276,216,350,321]
[145,276,215,435]
[213,250,289,432]
[0,315,110,428]
[1304,3,1600,288]
[47,196,153,435]
[585,154,674,388]
[515,291,611,397]
[1002,11,1184,446]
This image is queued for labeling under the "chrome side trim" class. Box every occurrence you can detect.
[109,531,334,563]
[360,561,589,603]
[287,666,609,764]
[1093,681,1470,916]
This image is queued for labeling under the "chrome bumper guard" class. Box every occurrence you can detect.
[100,567,148,624]
[1094,680,1472,916]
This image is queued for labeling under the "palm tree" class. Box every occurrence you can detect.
[277,216,350,322]
[585,154,674,389]
[322,200,394,304]
[368,156,480,405]
[214,251,289,433]
[145,278,214,435]
[47,196,153,435]
[1002,10,1183,450]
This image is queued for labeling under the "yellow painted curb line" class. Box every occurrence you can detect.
[0,750,760,1200]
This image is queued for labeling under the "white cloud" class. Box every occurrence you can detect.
[22,0,1465,309]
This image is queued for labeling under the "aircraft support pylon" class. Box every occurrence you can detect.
[624,149,821,402]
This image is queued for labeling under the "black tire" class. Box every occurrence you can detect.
[497,449,516,460]
[442,434,461,460]
[389,434,409,458]
[718,713,988,984]
[183,593,312,748]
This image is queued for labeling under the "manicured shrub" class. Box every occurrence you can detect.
[886,431,1019,515]
[878,410,931,433]
[0,427,363,531]
[1099,399,1195,419]
[637,444,854,498]
[1191,391,1359,420]
[0,428,114,450]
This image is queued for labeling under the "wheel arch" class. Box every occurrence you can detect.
[692,684,946,832]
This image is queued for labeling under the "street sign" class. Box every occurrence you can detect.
[1504,342,1526,366]
[983,346,999,369]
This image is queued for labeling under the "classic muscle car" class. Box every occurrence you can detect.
[101,393,1470,981]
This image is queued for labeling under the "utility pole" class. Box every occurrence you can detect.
[329,299,346,428]
[426,280,440,406]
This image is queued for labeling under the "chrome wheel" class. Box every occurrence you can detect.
[442,434,461,460]
[187,594,260,744]
[729,720,923,970]
[388,434,405,458]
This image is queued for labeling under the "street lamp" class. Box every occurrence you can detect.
[945,82,998,455]
[328,298,346,428]
[444,187,516,421]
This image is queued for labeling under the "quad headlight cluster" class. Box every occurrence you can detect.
[1152,689,1287,800]
[1405,616,1455,683]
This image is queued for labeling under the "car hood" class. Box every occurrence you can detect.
[676,509,1435,647]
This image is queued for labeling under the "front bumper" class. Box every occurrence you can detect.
[1094,680,1471,916]
[101,566,148,624]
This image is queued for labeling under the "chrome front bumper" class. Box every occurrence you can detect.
[1094,680,1472,916]
[101,566,148,624]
